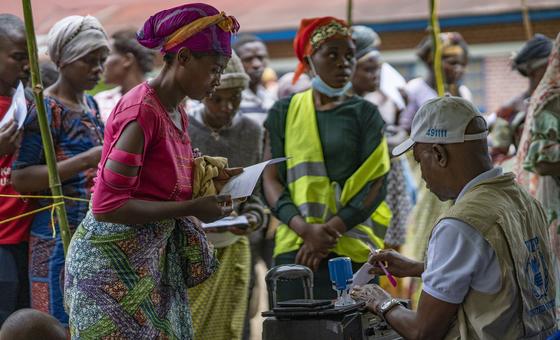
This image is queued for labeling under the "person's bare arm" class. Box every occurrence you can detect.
[95,196,232,225]
[0,119,21,156]
[11,146,102,193]
[93,122,231,225]
[352,285,458,340]
[262,131,337,270]
[534,161,560,177]
[381,291,458,340]
[262,131,283,209]
[368,248,424,278]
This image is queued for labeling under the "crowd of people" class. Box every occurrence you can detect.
[0,2,559,339]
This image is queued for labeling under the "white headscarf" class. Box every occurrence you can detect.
[48,15,109,68]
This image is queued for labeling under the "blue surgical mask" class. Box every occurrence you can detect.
[307,56,352,98]
[311,76,352,97]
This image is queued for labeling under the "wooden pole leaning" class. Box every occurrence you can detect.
[521,0,533,40]
[21,0,72,254]
[347,0,353,26]
[429,0,445,96]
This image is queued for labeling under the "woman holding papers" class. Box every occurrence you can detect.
[60,5,241,338]
[188,52,268,340]
[263,17,391,300]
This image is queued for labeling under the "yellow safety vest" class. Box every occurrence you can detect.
[274,89,392,263]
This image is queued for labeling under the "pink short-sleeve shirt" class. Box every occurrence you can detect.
[92,82,193,213]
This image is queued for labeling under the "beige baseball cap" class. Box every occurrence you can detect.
[392,95,488,157]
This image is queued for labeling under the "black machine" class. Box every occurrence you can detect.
[262,265,403,340]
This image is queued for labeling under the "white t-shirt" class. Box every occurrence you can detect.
[421,168,503,304]
[94,86,122,124]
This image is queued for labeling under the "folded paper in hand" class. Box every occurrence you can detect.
[352,262,376,288]
[0,82,27,129]
[219,157,288,199]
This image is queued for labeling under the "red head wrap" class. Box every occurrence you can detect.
[292,17,350,83]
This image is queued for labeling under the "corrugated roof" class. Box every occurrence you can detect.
[2,0,559,35]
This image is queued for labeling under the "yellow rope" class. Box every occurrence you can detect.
[0,193,89,202]
[50,203,58,238]
[0,193,90,238]
[0,202,63,225]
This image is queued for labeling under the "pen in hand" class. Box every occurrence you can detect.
[368,245,398,288]
[378,260,398,287]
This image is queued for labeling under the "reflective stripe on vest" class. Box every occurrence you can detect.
[287,162,328,183]
[274,89,392,263]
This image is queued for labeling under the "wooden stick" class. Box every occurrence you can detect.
[429,0,445,96]
[21,0,72,254]
[521,0,533,40]
[347,0,353,26]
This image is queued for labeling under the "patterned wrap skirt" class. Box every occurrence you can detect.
[64,211,217,339]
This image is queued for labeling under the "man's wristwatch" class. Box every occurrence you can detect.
[376,298,402,319]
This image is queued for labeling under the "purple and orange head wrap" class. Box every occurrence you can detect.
[292,17,351,83]
[137,3,239,57]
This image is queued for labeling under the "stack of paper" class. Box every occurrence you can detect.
[202,215,249,229]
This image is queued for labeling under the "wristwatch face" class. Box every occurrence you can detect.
[380,299,394,311]
[379,298,399,315]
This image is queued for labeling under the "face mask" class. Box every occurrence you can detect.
[307,56,352,98]
[311,76,352,97]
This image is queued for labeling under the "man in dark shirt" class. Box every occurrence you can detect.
[0,13,31,326]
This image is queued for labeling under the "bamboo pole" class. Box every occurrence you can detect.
[21,0,72,254]
[347,0,353,26]
[429,0,445,96]
[521,0,533,40]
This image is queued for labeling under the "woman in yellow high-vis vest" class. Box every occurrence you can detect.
[263,17,391,300]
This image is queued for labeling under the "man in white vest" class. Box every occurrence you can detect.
[351,95,557,339]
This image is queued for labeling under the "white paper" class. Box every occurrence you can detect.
[380,63,406,110]
[219,157,287,199]
[352,262,376,288]
[0,82,27,129]
[202,215,249,229]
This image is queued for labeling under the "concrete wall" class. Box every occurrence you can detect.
[484,55,527,114]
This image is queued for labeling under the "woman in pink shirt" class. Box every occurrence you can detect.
[64,4,240,338]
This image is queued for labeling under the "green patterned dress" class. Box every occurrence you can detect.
[523,96,560,323]
[64,212,217,339]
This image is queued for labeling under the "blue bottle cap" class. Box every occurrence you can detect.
[328,257,353,290]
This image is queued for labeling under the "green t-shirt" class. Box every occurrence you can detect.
[264,94,387,229]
